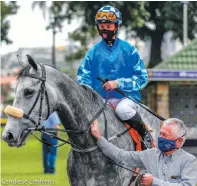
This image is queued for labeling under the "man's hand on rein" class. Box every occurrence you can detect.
[91,120,101,140]
[141,174,154,186]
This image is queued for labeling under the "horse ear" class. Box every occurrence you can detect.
[17,55,28,68]
[26,54,38,71]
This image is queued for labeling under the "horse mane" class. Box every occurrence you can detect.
[80,84,103,106]
[41,65,103,105]
[17,63,54,79]
[17,64,103,106]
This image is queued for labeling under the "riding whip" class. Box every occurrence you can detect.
[97,77,166,121]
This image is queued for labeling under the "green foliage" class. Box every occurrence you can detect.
[163,2,197,40]
[4,95,14,105]
[67,25,97,62]
[33,1,197,68]
[136,2,197,67]
[1,1,19,44]
[68,1,197,68]
[32,1,67,32]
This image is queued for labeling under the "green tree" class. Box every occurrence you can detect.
[33,1,197,68]
[32,1,67,68]
[32,1,147,65]
[67,1,197,68]
[1,1,19,44]
[136,1,197,67]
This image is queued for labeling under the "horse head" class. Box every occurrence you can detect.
[2,55,58,147]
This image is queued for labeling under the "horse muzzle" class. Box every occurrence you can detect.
[3,129,30,147]
[2,131,16,144]
[3,105,34,147]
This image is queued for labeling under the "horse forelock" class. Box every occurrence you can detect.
[16,65,30,79]
[16,64,43,80]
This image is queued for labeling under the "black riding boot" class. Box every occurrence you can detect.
[124,112,153,149]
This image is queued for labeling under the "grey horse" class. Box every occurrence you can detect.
[2,55,160,186]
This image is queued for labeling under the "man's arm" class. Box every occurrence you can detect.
[97,136,144,169]
[91,120,144,169]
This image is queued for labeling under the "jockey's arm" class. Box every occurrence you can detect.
[116,48,148,93]
[77,50,92,88]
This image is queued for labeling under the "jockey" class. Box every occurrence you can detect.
[77,5,152,149]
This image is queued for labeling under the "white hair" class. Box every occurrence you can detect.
[163,118,187,145]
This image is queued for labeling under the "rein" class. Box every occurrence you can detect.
[29,89,132,151]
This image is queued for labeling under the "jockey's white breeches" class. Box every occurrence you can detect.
[102,98,138,121]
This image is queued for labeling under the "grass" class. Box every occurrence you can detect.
[1,127,71,186]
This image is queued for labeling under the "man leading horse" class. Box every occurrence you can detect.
[91,118,197,186]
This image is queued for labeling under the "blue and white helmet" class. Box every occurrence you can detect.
[95,5,122,26]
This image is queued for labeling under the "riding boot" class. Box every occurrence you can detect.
[124,112,153,149]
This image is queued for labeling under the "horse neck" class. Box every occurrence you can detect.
[46,67,102,147]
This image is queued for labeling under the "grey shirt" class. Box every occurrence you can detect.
[97,136,197,186]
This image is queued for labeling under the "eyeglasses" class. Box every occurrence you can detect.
[95,12,117,21]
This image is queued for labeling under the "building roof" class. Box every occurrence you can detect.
[154,39,197,70]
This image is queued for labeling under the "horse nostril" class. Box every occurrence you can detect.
[4,132,15,142]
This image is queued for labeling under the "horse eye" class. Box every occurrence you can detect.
[24,89,35,97]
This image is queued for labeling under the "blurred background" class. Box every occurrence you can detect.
[1,1,197,186]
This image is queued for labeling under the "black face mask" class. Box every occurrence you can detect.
[99,29,116,42]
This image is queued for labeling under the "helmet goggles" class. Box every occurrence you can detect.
[95,11,117,22]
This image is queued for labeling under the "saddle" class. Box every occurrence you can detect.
[109,104,155,151]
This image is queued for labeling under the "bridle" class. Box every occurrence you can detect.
[21,64,50,128]
[18,64,110,149]
[17,64,86,147]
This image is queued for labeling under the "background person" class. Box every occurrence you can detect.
[41,111,61,174]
